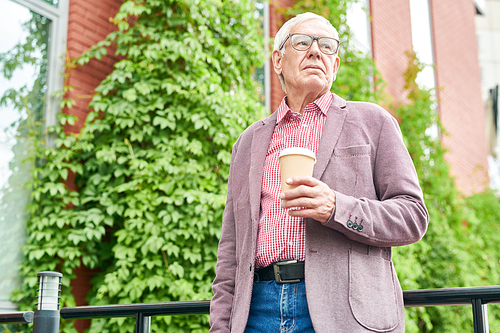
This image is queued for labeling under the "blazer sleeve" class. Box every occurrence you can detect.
[209,141,239,333]
[322,115,429,247]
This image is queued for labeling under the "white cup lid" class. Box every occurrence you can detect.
[279,147,316,161]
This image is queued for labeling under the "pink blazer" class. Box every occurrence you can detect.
[210,94,429,332]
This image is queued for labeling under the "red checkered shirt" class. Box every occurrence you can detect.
[255,92,333,268]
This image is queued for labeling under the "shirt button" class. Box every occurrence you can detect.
[288,241,293,246]
[302,123,307,127]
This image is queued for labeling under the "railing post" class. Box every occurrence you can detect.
[135,312,151,333]
[471,299,489,333]
[32,271,63,333]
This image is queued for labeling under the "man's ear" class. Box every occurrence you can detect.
[272,50,283,75]
[332,56,340,81]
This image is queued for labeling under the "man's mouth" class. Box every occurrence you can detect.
[304,65,323,72]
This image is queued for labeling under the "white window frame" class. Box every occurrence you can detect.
[12,0,69,129]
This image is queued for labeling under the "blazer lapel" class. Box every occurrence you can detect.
[313,94,348,180]
[246,93,346,220]
[249,112,277,221]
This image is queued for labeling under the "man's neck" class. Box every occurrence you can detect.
[286,90,326,114]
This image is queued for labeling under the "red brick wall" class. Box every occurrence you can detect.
[64,0,122,331]
[430,0,489,194]
[370,0,413,105]
[369,0,489,194]
[64,0,122,134]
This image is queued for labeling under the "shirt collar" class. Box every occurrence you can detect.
[276,91,334,123]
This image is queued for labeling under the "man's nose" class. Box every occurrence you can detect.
[308,40,322,57]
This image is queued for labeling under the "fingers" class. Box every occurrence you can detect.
[285,176,318,189]
[279,176,319,200]
[282,196,318,208]
[279,176,336,223]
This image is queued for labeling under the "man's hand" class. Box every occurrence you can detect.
[279,176,336,223]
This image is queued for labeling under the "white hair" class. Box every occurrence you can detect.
[274,12,339,93]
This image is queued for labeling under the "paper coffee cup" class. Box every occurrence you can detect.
[279,147,316,191]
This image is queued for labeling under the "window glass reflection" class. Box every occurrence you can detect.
[43,0,59,7]
[0,0,50,310]
[346,0,372,55]
[409,0,436,90]
[254,1,266,106]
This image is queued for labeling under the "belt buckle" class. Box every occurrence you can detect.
[273,260,301,284]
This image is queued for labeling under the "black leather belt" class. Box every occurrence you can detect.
[254,260,304,284]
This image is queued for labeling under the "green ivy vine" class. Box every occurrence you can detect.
[10,0,266,332]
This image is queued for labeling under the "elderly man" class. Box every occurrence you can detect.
[210,12,428,333]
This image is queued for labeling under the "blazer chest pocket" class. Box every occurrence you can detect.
[348,249,399,332]
[327,145,372,197]
[333,144,371,157]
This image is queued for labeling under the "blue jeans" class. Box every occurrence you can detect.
[245,280,315,333]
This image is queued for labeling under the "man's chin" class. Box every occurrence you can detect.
[302,79,329,93]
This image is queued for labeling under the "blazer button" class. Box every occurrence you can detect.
[353,223,358,230]
[358,225,364,231]
[347,220,353,228]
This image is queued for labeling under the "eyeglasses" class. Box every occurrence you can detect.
[279,33,340,55]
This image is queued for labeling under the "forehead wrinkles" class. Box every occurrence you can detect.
[290,18,336,38]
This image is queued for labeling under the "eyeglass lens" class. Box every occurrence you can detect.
[290,34,338,55]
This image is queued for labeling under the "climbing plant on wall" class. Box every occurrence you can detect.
[10,0,266,332]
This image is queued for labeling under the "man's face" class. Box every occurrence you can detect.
[273,19,340,96]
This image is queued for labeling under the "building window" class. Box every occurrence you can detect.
[409,0,436,91]
[409,0,438,139]
[0,0,68,312]
[346,0,372,56]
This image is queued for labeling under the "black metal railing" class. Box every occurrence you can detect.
[404,286,500,333]
[0,311,34,324]
[2,280,500,333]
[61,300,211,333]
